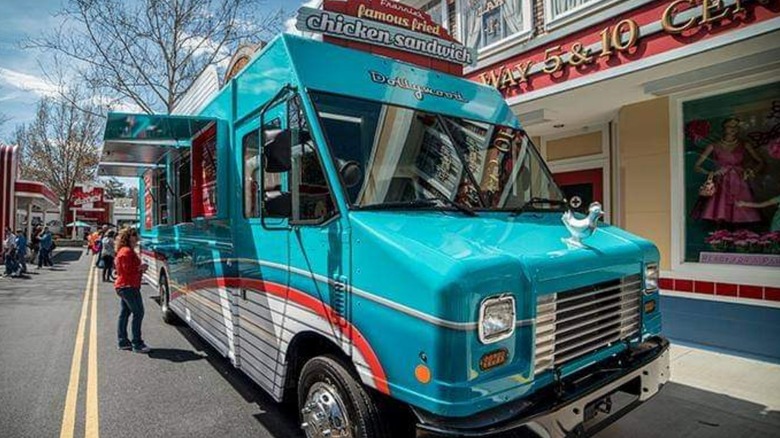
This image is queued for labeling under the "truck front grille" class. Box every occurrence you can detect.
[534,274,642,375]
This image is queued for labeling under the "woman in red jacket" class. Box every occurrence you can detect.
[114,228,150,353]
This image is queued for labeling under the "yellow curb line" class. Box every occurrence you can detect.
[59,258,94,438]
[85,265,100,438]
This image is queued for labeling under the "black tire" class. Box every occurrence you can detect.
[298,355,390,438]
[159,273,177,324]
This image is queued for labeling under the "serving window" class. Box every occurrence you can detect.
[192,124,218,218]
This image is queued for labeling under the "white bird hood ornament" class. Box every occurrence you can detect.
[562,202,603,246]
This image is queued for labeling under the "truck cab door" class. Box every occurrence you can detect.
[233,102,292,394]
[286,95,352,351]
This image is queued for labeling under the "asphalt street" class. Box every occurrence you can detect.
[1,248,778,438]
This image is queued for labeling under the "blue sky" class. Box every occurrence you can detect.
[0,0,309,140]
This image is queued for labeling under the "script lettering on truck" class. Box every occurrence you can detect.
[369,71,467,102]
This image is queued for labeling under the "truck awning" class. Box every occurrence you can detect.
[99,112,216,177]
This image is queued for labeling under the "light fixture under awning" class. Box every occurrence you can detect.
[99,112,217,176]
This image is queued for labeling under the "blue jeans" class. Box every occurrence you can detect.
[117,287,145,348]
[38,248,52,267]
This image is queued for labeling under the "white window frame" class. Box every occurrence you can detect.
[456,0,534,59]
[544,0,625,31]
[669,76,780,287]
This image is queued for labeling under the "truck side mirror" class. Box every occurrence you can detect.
[337,159,362,188]
[263,191,292,218]
[263,129,292,173]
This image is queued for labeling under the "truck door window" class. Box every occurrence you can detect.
[289,96,336,224]
[244,117,282,219]
[243,130,261,218]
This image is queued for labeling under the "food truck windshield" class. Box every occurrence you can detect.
[309,91,565,211]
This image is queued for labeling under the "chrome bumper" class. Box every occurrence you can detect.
[415,337,670,437]
[527,345,669,437]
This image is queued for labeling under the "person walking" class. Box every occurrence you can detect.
[100,230,116,282]
[15,229,28,275]
[3,227,18,277]
[114,228,150,353]
[38,227,54,268]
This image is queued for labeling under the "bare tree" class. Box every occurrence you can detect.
[14,88,103,222]
[29,0,283,114]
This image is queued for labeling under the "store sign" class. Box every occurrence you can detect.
[72,187,103,206]
[369,71,467,102]
[296,1,476,66]
[471,0,777,96]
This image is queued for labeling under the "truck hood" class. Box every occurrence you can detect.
[349,210,657,294]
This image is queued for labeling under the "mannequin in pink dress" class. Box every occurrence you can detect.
[694,118,763,223]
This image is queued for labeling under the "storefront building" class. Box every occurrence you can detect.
[0,144,59,259]
[401,0,780,359]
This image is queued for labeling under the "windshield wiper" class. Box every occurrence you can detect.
[429,194,476,216]
[359,198,476,216]
[358,199,439,211]
[509,197,568,215]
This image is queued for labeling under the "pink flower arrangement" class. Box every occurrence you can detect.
[685,120,711,143]
[705,229,780,254]
[768,137,780,160]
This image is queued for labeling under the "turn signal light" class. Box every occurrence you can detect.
[480,349,508,371]
[644,300,657,314]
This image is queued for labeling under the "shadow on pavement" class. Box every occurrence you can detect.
[597,381,780,438]
[52,249,84,263]
[147,348,206,363]
[173,324,304,438]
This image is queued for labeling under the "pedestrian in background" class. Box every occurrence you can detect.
[15,229,27,275]
[30,226,41,264]
[101,230,116,282]
[114,228,150,353]
[38,227,54,268]
[3,227,18,277]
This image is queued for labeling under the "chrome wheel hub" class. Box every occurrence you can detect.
[301,382,352,438]
[160,284,168,312]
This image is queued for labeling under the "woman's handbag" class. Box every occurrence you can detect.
[97,257,105,269]
[699,174,717,197]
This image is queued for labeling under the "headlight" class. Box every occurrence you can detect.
[478,295,516,344]
[644,262,659,293]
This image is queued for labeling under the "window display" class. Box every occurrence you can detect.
[684,82,780,267]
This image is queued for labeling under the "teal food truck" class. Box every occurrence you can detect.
[99,3,668,437]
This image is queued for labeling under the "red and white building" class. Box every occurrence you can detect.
[1,145,59,237]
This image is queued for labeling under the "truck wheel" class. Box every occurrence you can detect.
[159,274,177,324]
[298,355,389,438]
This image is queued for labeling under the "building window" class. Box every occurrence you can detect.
[422,0,449,29]
[544,0,625,29]
[683,82,780,267]
[459,0,532,53]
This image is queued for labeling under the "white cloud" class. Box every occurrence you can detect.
[0,67,58,97]
[180,34,233,70]
[285,0,323,37]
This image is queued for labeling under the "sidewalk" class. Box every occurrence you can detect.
[598,344,780,437]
